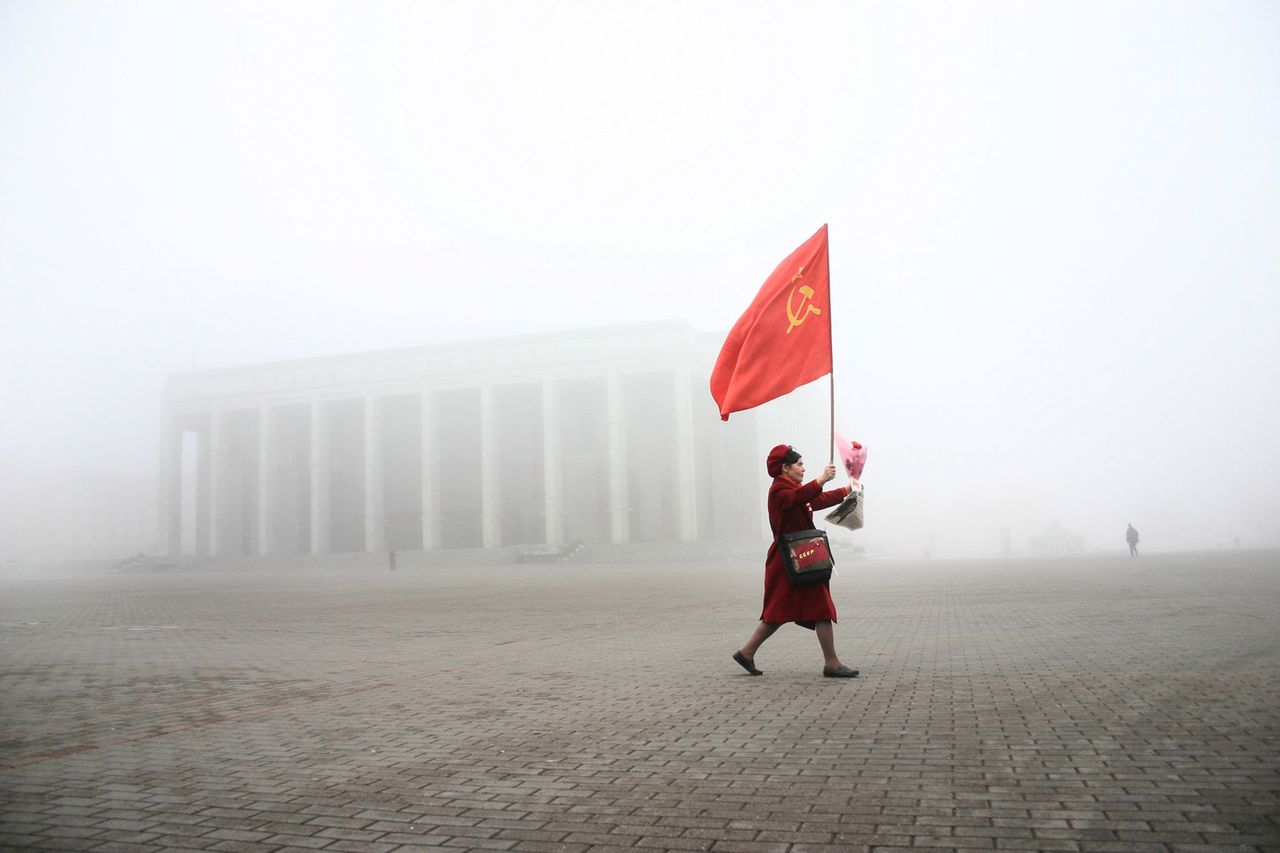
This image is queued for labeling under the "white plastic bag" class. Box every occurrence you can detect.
[825,484,864,531]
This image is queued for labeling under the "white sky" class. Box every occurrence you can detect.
[2,1,1278,556]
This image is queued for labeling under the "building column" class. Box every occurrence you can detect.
[674,366,698,541]
[420,388,440,549]
[207,410,222,557]
[364,395,386,552]
[160,415,183,556]
[607,373,629,544]
[309,400,330,554]
[195,416,212,557]
[542,380,563,546]
[257,404,274,556]
[480,385,499,548]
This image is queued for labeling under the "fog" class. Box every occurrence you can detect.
[2,1,1278,560]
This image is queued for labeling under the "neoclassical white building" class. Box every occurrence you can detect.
[160,321,825,558]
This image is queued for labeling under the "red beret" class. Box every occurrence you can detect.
[766,444,800,478]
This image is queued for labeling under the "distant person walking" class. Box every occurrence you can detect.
[388,549,397,571]
[733,444,859,679]
[1126,524,1139,557]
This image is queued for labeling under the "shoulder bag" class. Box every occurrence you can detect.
[779,528,835,587]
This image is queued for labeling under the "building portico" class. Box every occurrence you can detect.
[161,321,795,558]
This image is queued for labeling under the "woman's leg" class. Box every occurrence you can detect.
[815,621,842,669]
[740,621,781,660]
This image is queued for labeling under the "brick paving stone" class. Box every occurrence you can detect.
[319,841,401,853]
[37,825,106,840]
[243,819,313,836]
[314,826,391,843]
[410,814,482,829]
[753,830,836,844]
[915,816,996,829]
[260,833,336,849]
[1036,826,1119,842]
[201,828,272,843]
[2,551,1279,852]
[1201,834,1280,848]
[563,830,643,845]
[708,841,790,853]
[196,817,267,832]
[487,826,573,843]
[40,814,106,824]
[203,841,277,853]
[147,836,218,849]
[90,830,162,845]
[367,834,454,847]
[437,838,516,850]
[682,827,760,842]
[0,820,46,838]
[196,808,261,822]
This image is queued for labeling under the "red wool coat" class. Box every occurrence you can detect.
[760,477,850,628]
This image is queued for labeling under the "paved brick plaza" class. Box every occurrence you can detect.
[2,550,1278,852]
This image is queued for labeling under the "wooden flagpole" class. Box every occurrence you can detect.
[827,225,836,465]
[829,374,836,466]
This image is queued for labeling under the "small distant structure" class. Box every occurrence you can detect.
[1029,520,1084,556]
[515,539,585,564]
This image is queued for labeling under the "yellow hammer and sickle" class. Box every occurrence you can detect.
[786,269,823,334]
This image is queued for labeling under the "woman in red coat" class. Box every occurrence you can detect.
[732,444,860,678]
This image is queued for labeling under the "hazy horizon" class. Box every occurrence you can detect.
[3,1,1278,560]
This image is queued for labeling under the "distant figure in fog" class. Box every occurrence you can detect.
[388,549,397,571]
[1126,524,1139,557]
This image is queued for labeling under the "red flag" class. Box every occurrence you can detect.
[710,224,832,420]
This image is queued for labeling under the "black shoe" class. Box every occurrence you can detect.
[822,665,859,678]
[733,651,762,675]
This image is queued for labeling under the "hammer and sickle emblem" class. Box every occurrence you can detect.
[785,267,822,334]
